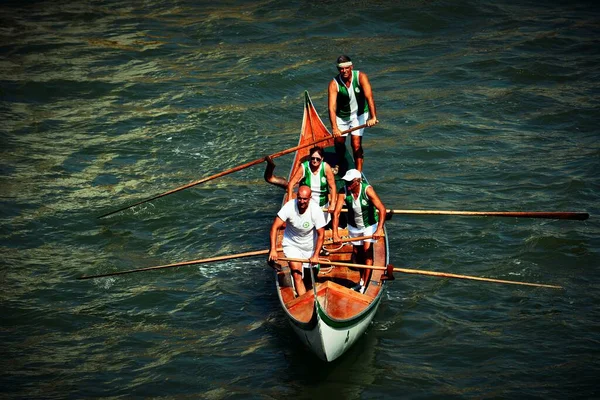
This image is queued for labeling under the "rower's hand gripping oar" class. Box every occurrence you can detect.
[267,234,379,271]
[98,124,368,219]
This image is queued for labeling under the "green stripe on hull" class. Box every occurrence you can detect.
[315,294,383,329]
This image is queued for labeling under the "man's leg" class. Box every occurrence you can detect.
[362,241,374,285]
[351,135,363,172]
[334,136,349,176]
[290,261,306,296]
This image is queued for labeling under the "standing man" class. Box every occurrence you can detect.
[269,185,326,296]
[328,55,379,173]
[286,146,337,224]
[331,169,386,294]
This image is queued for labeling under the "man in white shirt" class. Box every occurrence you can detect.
[269,185,326,296]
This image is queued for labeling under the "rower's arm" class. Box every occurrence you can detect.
[328,80,341,135]
[359,72,378,125]
[331,193,346,241]
[366,186,386,235]
[269,216,285,260]
[311,227,326,264]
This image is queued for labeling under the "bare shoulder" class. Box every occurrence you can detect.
[366,184,378,198]
[328,78,338,91]
[359,71,371,83]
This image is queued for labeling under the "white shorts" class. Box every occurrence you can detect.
[336,112,368,137]
[283,245,313,269]
[348,222,378,246]
[322,210,331,225]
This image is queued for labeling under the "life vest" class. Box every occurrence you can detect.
[344,182,378,229]
[300,161,328,206]
[333,70,368,121]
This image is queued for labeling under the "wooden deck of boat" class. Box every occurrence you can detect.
[276,227,387,323]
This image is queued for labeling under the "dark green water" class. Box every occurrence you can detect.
[1,1,598,398]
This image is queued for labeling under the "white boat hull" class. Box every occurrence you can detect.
[288,294,383,362]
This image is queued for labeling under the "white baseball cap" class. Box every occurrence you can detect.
[341,169,361,181]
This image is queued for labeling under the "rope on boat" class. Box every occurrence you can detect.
[323,243,345,252]
[322,235,352,253]
[317,258,334,275]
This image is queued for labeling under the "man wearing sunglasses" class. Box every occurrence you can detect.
[286,146,337,224]
[269,185,326,297]
[331,169,386,294]
[328,54,379,173]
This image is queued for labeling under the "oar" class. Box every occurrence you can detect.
[78,249,271,280]
[98,124,368,219]
[278,258,562,289]
[337,209,589,221]
[77,235,374,280]
[386,210,589,220]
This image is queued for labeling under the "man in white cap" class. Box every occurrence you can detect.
[331,169,386,293]
[328,55,379,173]
[269,185,326,297]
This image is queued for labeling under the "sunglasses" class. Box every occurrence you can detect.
[311,157,322,162]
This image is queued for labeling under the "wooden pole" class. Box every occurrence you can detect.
[78,235,375,280]
[278,258,562,289]
[78,249,271,280]
[98,124,367,219]
[335,209,589,221]
[385,209,589,221]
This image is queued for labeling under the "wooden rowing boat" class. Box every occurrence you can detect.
[273,91,389,362]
